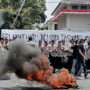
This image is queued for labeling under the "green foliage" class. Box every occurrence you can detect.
[0,0,46,29]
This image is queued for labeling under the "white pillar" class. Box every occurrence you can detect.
[66,15,71,31]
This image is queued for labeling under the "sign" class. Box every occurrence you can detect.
[1,29,90,43]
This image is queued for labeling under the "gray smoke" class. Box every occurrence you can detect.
[0,39,49,77]
[7,39,41,72]
[0,48,8,75]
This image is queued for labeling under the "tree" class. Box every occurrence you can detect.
[0,0,46,29]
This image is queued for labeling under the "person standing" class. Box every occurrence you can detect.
[48,40,57,57]
[4,39,9,50]
[38,40,43,51]
[42,41,49,57]
[27,37,35,47]
[0,38,4,49]
[71,40,80,74]
[75,39,88,78]
[48,40,57,73]
[86,41,90,70]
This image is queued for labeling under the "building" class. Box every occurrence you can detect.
[47,0,90,32]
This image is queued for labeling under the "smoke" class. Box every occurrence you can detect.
[0,39,77,88]
[7,39,42,72]
[0,39,42,76]
[0,48,8,75]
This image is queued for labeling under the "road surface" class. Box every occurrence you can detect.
[0,73,90,90]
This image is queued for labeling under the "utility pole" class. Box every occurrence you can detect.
[0,10,4,39]
[11,0,26,29]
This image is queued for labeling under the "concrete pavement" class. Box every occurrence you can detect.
[0,73,90,90]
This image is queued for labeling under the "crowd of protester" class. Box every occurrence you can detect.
[0,37,90,79]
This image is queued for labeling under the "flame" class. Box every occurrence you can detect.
[47,75,62,88]
[57,68,76,87]
[27,55,77,88]
[27,74,33,81]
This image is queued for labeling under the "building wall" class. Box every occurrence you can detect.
[57,16,66,30]
[47,14,90,32]
[66,14,90,32]
[47,22,57,30]
[47,22,53,30]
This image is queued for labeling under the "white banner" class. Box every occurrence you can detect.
[1,29,90,43]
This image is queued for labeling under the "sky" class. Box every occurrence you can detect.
[45,0,60,21]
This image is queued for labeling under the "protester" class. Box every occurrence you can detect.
[86,41,90,60]
[27,37,35,47]
[68,39,75,55]
[42,41,49,57]
[71,40,80,74]
[38,40,43,51]
[57,41,68,64]
[74,39,88,78]
[57,41,64,57]
[0,37,90,78]
[4,39,9,49]
[48,40,57,57]
[86,41,90,70]
[0,38,4,48]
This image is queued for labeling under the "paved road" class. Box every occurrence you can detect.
[0,73,90,90]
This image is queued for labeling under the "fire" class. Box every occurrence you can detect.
[47,75,62,88]
[57,68,76,87]
[27,74,33,81]
[27,55,77,88]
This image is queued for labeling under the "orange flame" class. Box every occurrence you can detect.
[27,55,77,88]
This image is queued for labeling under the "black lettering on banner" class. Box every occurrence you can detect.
[50,35,59,41]
[72,35,79,40]
[67,35,73,41]
[60,34,66,40]
[21,34,25,39]
[24,34,37,42]
[1,33,10,39]
[26,35,31,40]
[31,34,37,42]
[1,31,90,43]
[13,34,22,39]
[85,36,89,41]
[40,34,48,42]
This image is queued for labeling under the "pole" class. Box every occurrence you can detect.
[12,0,26,29]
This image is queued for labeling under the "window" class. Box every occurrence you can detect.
[81,6,87,9]
[63,6,67,9]
[54,24,58,30]
[72,6,78,9]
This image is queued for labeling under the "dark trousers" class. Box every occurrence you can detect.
[75,57,87,76]
[86,59,90,70]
